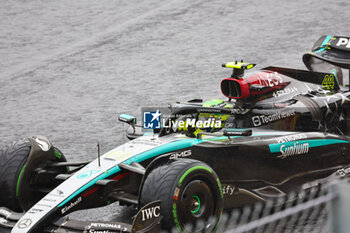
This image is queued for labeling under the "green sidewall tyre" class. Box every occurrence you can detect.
[140,159,223,232]
[0,139,67,211]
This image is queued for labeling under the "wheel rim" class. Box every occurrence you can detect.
[177,179,215,231]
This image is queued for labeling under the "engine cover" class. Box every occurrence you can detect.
[221,71,289,99]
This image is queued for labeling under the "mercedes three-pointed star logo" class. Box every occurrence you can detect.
[18,218,32,228]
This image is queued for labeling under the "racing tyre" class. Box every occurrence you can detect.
[0,138,67,211]
[140,159,223,232]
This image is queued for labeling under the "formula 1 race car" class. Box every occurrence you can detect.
[1,35,350,233]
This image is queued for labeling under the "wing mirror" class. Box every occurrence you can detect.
[118,114,137,125]
[224,128,252,143]
[223,128,252,137]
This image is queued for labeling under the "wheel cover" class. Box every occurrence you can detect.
[177,179,216,231]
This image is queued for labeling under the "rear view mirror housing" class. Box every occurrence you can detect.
[118,114,137,125]
[223,128,252,137]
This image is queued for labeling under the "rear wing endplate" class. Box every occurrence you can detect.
[303,35,350,90]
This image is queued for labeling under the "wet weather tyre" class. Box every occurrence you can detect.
[0,139,30,211]
[140,159,223,232]
[0,139,67,211]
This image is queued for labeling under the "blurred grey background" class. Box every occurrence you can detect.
[0,0,349,223]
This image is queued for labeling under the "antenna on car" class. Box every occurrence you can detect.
[122,123,125,151]
[97,141,101,167]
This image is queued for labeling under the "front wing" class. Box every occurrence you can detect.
[0,201,162,233]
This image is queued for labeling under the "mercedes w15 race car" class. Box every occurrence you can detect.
[1,35,350,233]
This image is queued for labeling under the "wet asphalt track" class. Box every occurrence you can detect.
[1,0,350,231]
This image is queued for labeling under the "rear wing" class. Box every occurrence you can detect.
[303,35,350,89]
